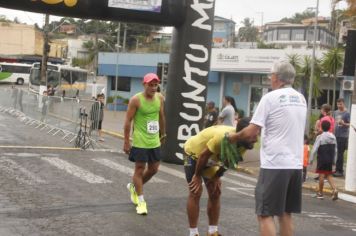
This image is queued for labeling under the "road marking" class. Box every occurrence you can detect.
[339,193,356,204]
[226,187,254,197]
[41,157,112,184]
[222,176,255,188]
[3,153,41,157]
[0,146,81,151]
[158,164,256,189]
[304,211,356,232]
[307,214,340,219]
[158,165,186,179]
[0,158,46,185]
[227,172,258,183]
[92,158,168,183]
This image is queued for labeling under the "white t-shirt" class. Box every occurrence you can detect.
[251,87,307,169]
[219,104,235,127]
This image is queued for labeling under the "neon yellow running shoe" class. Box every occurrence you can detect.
[126,183,138,205]
[136,200,148,215]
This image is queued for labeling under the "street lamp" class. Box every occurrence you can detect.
[306,0,319,134]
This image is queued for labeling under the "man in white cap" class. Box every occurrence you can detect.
[123,73,166,215]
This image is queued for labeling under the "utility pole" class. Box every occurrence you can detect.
[40,14,50,94]
[92,20,99,98]
[123,23,127,52]
[306,0,319,133]
[114,22,121,113]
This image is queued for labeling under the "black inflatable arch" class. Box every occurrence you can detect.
[0,0,216,164]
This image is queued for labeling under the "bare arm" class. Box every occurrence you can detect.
[188,147,212,194]
[123,96,139,154]
[228,123,260,144]
[158,94,166,140]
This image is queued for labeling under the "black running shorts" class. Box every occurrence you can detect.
[128,147,161,163]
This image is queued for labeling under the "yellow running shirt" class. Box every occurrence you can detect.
[184,125,235,162]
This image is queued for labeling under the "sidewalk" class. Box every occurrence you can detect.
[237,150,356,200]
[100,109,356,202]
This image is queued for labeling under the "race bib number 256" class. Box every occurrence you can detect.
[147,121,159,134]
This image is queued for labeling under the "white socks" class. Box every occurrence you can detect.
[189,225,218,235]
[189,228,199,236]
[208,225,218,234]
[138,195,145,202]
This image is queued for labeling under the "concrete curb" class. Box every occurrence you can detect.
[102,129,125,139]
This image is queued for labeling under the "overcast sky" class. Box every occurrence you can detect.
[0,0,348,28]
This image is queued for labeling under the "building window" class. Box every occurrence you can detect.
[291,29,305,41]
[110,76,131,92]
[278,29,290,40]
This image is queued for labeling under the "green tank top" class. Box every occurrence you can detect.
[132,92,161,148]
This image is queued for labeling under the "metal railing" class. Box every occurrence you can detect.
[0,87,103,149]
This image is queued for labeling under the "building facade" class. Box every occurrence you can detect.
[98,48,352,116]
[213,16,236,48]
[263,22,336,49]
[0,22,67,61]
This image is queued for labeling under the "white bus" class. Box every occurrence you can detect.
[29,63,88,97]
[0,62,32,85]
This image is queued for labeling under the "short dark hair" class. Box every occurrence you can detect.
[321,104,332,115]
[337,98,345,103]
[235,117,254,150]
[236,117,250,132]
[304,134,309,145]
[321,120,331,132]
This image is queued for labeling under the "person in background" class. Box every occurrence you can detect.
[309,120,338,200]
[317,104,334,134]
[333,98,350,177]
[90,93,105,142]
[218,96,237,127]
[47,85,55,96]
[303,135,310,182]
[41,90,48,122]
[204,101,218,128]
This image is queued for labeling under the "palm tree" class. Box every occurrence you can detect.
[321,47,344,109]
[238,18,259,42]
[301,56,322,108]
[287,54,302,90]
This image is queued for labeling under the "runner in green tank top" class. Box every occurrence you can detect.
[123,73,166,215]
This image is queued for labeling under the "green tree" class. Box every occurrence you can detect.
[0,15,11,23]
[301,55,322,108]
[280,10,315,24]
[321,47,344,109]
[287,54,302,90]
[238,18,258,42]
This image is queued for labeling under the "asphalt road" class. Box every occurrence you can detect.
[1,111,356,236]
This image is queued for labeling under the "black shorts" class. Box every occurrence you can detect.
[255,168,302,216]
[184,155,226,183]
[129,147,161,163]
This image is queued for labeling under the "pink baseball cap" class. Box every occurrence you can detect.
[143,73,160,83]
